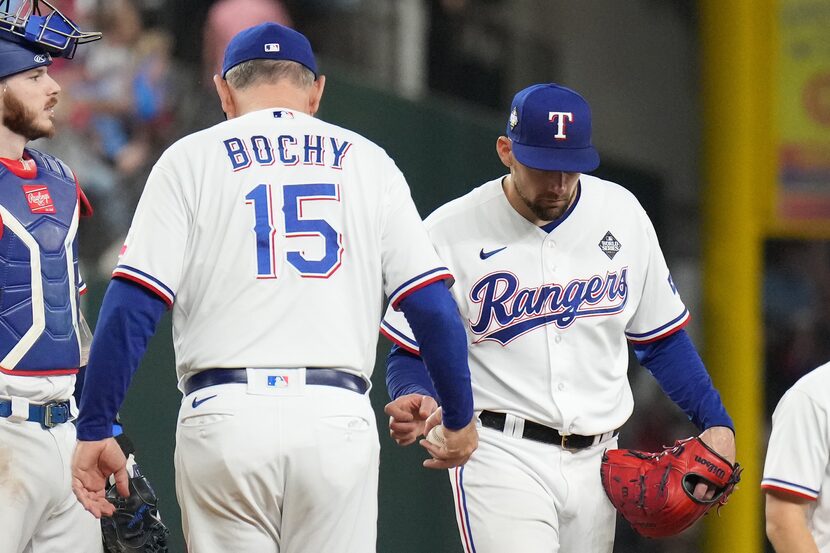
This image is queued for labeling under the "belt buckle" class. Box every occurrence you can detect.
[43,401,67,428]
[560,433,575,451]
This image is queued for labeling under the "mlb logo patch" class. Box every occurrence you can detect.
[264,43,280,52]
[267,375,289,388]
[23,185,55,213]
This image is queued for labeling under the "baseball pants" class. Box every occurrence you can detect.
[449,423,617,553]
[175,379,380,553]
[0,414,103,553]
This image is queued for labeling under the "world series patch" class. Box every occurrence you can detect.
[599,231,621,259]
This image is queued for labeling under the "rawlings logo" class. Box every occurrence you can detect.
[469,269,628,345]
[22,185,55,213]
[694,455,726,479]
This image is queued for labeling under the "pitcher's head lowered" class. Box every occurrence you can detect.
[497,83,599,224]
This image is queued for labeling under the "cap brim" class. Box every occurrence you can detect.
[512,142,599,173]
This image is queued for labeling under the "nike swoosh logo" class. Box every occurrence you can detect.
[191,394,218,408]
[479,247,507,260]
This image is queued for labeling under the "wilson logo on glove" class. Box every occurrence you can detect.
[694,455,726,478]
[600,437,742,538]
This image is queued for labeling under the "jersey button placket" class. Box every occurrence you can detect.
[548,329,572,431]
[543,239,557,276]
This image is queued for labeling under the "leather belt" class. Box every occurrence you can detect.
[0,399,71,428]
[184,368,369,396]
[478,410,617,450]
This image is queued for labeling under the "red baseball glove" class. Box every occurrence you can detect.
[600,436,742,538]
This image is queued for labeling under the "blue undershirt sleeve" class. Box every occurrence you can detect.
[386,345,439,401]
[396,281,473,430]
[75,278,167,441]
[633,329,734,432]
[73,368,124,437]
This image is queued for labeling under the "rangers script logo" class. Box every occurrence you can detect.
[469,269,628,345]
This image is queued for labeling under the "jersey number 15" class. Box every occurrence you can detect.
[245,182,343,279]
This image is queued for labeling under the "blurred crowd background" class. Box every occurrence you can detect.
[27,1,830,552]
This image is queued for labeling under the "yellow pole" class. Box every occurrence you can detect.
[700,1,775,552]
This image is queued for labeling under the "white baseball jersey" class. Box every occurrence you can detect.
[762,361,830,551]
[115,107,449,384]
[381,175,688,435]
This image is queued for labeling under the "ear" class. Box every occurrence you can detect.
[496,136,513,169]
[213,75,237,119]
[308,75,326,116]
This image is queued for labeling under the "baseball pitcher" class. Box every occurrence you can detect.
[382,83,738,552]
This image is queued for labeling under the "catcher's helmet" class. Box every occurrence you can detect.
[0,0,101,59]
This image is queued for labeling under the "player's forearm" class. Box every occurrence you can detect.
[767,522,819,552]
[766,497,819,553]
[634,329,733,431]
[76,278,167,441]
[398,282,473,430]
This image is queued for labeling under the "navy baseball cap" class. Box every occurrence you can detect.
[506,83,600,172]
[222,22,317,79]
[0,38,52,80]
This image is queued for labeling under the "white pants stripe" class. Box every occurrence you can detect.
[452,466,477,553]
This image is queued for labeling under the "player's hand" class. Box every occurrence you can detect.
[694,426,736,500]
[419,407,478,470]
[71,438,129,518]
[384,393,438,446]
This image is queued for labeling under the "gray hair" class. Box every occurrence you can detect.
[225,59,315,90]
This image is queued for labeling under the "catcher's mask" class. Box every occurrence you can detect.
[0,0,101,59]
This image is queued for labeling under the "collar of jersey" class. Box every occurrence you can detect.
[238,106,310,121]
[0,152,37,179]
[539,180,581,233]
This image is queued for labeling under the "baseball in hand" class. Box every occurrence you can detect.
[426,425,446,446]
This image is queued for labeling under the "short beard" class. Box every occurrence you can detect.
[515,182,569,222]
[2,89,55,141]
